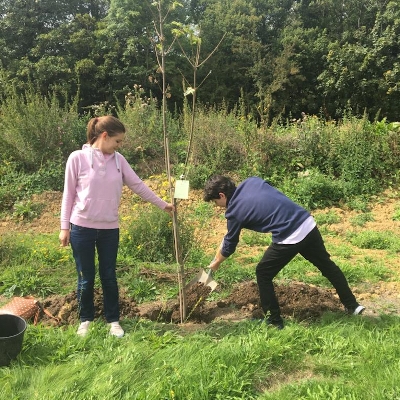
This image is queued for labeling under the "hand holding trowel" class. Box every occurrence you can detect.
[185,240,226,293]
[185,268,218,292]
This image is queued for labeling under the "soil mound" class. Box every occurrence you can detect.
[40,288,140,326]
[37,281,342,327]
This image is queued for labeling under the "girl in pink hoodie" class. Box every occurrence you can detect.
[59,115,174,338]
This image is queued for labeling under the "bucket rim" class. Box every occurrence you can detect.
[0,313,27,339]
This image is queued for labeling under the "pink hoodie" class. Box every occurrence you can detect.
[60,144,168,230]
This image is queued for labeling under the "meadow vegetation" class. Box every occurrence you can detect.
[1,89,400,398]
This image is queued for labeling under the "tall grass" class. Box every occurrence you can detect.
[0,233,75,297]
[1,316,400,399]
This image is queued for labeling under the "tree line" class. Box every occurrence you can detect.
[1,0,399,123]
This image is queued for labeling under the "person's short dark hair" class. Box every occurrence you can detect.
[203,175,236,202]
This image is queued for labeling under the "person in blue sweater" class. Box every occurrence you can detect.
[204,175,365,329]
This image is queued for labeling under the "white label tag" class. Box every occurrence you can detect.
[174,180,189,199]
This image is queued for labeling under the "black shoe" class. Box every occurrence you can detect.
[267,319,284,330]
[251,318,284,330]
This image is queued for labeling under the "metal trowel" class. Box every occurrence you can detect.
[185,269,218,292]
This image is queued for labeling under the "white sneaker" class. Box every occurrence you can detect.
[109,322,124,338]
[77,321,91,337]
[353,305,366,315]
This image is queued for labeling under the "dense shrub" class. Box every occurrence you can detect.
[258,116,400,208]
[119,206,196,264]
[184,106,248,182]
[117,87,182,172]
[278,170,346,210]
[0,87,86,172]
[1,84,400,212]
[0,158,65,212]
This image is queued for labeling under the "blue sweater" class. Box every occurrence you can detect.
[221,177,310,257]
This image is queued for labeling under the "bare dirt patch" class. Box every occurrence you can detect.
[2,188,400,327]
[36,280,343,327]
[40,288,140,326]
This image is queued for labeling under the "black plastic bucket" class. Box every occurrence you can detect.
[0,314,27,367]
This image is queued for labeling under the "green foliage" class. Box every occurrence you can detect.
[119,206,196,263]
[185,105,248,183]
[191,202,215,220]
[241,231,272,247]
[0,75,399,209]
[117,87,165,166]
[0,266,58,298]
[261,116,400,205]
[0,233,74,297]
[0,235,31,266]
[327,117,391,196]
[119,208,173,263]
[2,180,400,398]
[349,212,375,227]
[0,86,86,172]
[117,86,183,172]
[127,277,159,303]
[392,204,400,221]
[279,170,345,210]
[12,200,43,221]
[314,210,342,225]
[328,244,353,259]
[186,164,213,190]
[0,161,22,211]
[2,0,400,123]
[340,259,392,284]
[0,104,398,219]
[348,230,400,252]
[0,158,66,212]
[279,253,391,287]
[2,315,400,399]
[345,196,371,212]
[212,259,255,287]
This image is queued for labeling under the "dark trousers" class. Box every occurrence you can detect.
[255,226,357,321]
[70,224,120,323]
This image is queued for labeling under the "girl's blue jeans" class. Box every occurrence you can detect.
[70,224,120,323]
